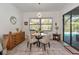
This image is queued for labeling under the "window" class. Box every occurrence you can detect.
[30,19,40,31]
[41,19,52,31]
[29,18,52,32]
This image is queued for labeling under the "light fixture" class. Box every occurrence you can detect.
[37,12,42,18]
[36,3,42,18]
[38,3,40,5]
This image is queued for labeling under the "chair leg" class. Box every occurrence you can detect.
[48,42,50,48]
[30,43,32,51]
[37,42,38,46]
[27,41,29,47]
[44,44,46,51]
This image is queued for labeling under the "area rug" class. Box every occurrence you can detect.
[64,46,79,55]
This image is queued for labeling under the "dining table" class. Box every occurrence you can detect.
[35,35,43,47]
[34,33,47,47]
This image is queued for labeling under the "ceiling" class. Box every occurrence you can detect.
[13,3,71,12]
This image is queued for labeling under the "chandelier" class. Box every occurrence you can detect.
[36,3,42,18]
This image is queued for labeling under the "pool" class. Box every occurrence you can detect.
[64,32,79,49]
[64,32,79,42]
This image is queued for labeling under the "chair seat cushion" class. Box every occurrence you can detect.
[40,39,48,44]
[29,38,37,43]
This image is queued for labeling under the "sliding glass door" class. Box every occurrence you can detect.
[64,13,71,44]
[71,8,79,50]
[63,6,79,50]
[72,15,79,49]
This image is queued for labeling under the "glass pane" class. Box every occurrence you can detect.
[30,25,40,31]
[64,15,70,21]
[72,15,79,49]
[64,14,71,44]
[41,25,52,30]
[41,19,52,24]
[30,19,40,25]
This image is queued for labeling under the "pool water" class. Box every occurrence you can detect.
[64,32,79,49]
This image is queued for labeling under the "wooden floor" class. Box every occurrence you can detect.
[7,40,72,55]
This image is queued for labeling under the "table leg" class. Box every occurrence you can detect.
[30,43,32,51]
[38,41,40,47]
[36,41,40,47]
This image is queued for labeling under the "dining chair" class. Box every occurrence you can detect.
[47,32,53,40]
[39,35,50,51]
[27,34,37,51]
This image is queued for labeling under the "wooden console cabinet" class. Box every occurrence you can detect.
[3,31,25,50]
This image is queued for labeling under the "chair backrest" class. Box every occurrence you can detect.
[28,33,36,42]
[47,32,53,39]
[27,34,31,41]
[42,35,50,43]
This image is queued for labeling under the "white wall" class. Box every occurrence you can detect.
[0,4,22,39]
[22,4,79,41]
[22,12,62,40]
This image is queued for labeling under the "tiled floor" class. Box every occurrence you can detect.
[7,40,72,55]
